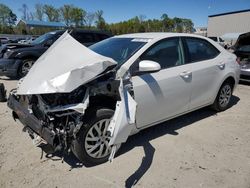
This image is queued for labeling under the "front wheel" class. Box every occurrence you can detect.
[211,82,233,111]
[17,59,35,78]
[71,107,117,166]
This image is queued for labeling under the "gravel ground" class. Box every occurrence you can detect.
[0,77,250,188]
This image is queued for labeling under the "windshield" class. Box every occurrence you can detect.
[31,32,57,45]
[89,38,147,64]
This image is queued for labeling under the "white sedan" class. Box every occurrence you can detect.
[8,32,240,166]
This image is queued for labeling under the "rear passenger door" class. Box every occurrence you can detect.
[182,37,222,109]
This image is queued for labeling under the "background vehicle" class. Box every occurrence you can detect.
[0,37,10,45]
[208,36,228,49]
[8,33,240,166]
[233,32,250,82]
[0,29,112,78]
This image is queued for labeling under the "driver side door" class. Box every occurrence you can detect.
[131,37,192,128]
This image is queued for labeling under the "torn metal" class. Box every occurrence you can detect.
[108,79,137,162]
[17,32,117,95]
[8,31,138,165]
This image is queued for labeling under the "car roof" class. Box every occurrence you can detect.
[115,32,208,40]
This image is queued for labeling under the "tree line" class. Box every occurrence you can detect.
[0,3,194,35]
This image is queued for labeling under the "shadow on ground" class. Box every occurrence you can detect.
[39,95,240,187]
[239,80,250,86]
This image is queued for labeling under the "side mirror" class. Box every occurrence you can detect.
[139,60,161,73]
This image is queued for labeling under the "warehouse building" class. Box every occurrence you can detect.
[207,9,250,38]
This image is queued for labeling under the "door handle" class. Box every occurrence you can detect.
[217,62,225,70]
[180,71,192,79]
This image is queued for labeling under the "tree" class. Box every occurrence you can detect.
[95,10,106,30]
[19,4,29,20]
[0,4,17,33]
[34,3,44,21]
[161,13,174,32]
[60,4,73,26]
[71,7,86,27]
[85,12,96,28]
[43,5,60,22]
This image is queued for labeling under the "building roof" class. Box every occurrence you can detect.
[18,20,66,28]
[209,9,250,18]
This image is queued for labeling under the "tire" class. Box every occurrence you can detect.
[71,107,116,166]
[0,83,7,102]
[17,59,35,78]
[211,81,233,112]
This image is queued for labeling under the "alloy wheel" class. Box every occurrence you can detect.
[21,60,34,76]
[84,119,112,159]
[219,84,232,108]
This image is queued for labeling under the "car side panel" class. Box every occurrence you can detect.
[132,64,192,128]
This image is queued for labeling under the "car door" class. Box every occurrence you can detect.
[131,37,192,129]
[182,37,222,109]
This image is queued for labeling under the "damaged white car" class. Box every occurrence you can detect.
[8,32,240,165]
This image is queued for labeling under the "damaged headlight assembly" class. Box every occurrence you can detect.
[7,31,139,166]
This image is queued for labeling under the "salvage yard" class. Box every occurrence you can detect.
[0,78,250,188]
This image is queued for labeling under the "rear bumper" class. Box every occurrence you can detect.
[240,66,250,81]
[7,94,55,146]
[0,58,21,77]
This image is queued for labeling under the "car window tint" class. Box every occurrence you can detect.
[209,37,217,42]
[97,34,109,41]
[74,32,95,43]
[185,38,220,63]
[141,38,184,69]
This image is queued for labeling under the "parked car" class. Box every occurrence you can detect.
[8,32,240,166]
[0,29,112,78]
[233,32,250,82]
[0,37,10,45]
[208,36,228,49]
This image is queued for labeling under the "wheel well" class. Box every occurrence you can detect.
[89,95,117,110]
[223,76,235,88]
[20,56,37,61]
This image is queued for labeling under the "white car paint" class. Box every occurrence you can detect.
[14,32,240,162]
[17,32,116,95]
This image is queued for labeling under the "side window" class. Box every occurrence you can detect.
[96,34,110,41]
[185,38,220,63]
[73,32,95,44]
[140,38,184,69]
[209,37,217,42]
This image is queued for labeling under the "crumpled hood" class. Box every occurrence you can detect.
[17,32,117,95]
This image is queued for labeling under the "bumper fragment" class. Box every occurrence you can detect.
[7,94,55,146]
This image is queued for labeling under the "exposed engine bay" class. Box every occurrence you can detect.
[8,32,137,164]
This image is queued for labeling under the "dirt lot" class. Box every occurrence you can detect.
[0,78,249,188]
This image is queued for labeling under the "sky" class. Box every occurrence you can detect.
[1,0,250,27]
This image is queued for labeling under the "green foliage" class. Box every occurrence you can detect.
[34,4,44,21]
[0,3,17,33]
[43,5,60,22]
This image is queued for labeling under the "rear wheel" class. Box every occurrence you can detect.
[72,107,116,166]
[211,81,233,111]
[17,59,35,78]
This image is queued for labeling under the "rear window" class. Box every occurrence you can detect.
[73,32,95,43]
[185,37,220,63]
[96,33,110,41]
